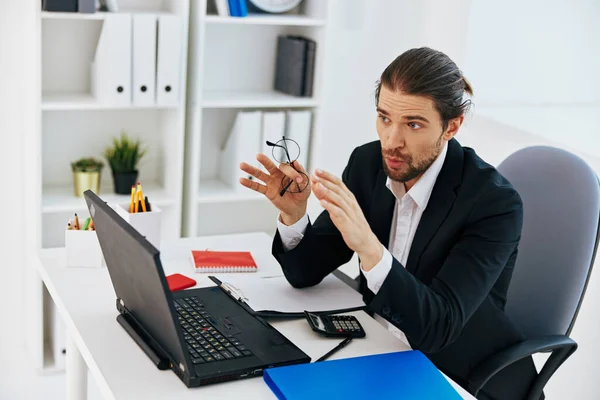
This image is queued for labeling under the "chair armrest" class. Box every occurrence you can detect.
[467,335,577,395]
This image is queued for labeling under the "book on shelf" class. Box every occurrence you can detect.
[274,35,317,97]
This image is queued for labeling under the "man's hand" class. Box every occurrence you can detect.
[240,154,311,226]
[311,169,383,270]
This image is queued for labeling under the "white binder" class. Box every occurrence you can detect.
[261,111,286,162]
[156,15,182,106]
[132,14,157,106]
[91,13,132,106]
[219,111,263,192]
[215,0,230,16]
[285,110,312,169]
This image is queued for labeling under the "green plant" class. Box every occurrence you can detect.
[71,157,104,173]
[103,132,147,173]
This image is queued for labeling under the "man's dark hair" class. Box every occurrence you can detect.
[375,47,473,131]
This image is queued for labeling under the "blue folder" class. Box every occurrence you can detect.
[263,350,463,400]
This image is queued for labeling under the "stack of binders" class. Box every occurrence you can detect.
[274,35,317,97]
[91,13,182,107]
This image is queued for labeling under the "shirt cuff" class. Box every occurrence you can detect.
[361,246,392,294]
[276,213,310,251]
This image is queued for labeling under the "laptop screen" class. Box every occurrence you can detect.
[84,190,191,373]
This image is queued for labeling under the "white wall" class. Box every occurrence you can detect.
[462,0,600,159]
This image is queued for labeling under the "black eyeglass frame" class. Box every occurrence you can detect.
[266,137,310,196]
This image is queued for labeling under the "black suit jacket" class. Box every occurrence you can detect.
[272,138,538,400]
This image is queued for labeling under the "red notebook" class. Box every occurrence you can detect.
[191,250,258,273]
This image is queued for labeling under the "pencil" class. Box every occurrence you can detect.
[88,219,95,230]
[129,185,136,213]
[82,217,90,231]
[74,213,80,230]
[134,183,140,213]
[139,184,147,212]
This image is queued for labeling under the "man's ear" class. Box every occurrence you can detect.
[443,115,464,140]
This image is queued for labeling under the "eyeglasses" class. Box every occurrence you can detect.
[266,137,310,196]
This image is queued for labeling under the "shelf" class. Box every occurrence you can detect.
[41,11,175,20]
[197,179,266,204]
[41,11,106,20]
[42,183,175,213]
[42,94,178,111]
[204,15,326,27]
[202,90,319,108]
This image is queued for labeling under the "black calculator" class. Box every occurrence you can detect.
[304,311,366,338]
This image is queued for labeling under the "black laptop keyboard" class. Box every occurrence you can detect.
[174,297,253,365]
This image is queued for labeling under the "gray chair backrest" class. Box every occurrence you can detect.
[497,146,600,339]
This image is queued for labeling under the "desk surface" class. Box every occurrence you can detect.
[36,232,474,399]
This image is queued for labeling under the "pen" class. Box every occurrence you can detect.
[315,336,353,362]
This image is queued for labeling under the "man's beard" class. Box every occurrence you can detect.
[382,134,443,183]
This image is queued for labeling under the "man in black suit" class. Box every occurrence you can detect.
[239,47,538,399]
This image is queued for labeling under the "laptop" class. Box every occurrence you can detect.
[83,190,311,387]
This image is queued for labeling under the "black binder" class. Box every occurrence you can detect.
[274,35,317,98]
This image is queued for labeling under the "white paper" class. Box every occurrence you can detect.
[215,273,365,313]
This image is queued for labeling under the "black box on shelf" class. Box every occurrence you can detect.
[42,0,77,12]
[42,0,96,13]
[274,35,317,97]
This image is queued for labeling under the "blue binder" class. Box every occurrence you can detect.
[263,350,463,400]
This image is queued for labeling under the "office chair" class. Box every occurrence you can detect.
[467,146,600,400]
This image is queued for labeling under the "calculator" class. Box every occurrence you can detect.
[304,311,366,338]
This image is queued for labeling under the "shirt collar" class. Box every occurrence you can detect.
[385,141,448,210]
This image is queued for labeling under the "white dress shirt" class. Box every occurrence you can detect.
[277,142,448,347]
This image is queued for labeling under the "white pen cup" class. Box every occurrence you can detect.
[114,202,162,249]
[65,228,105,268]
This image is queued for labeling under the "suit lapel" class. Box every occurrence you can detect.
[405,139,464,275]
[369,169,396,249]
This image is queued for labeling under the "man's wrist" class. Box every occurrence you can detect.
[279,209,307,226]
[358,235,384,271]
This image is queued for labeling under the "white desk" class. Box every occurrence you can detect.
[35,232,474,399]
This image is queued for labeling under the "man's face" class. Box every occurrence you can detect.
[376,85,458,185]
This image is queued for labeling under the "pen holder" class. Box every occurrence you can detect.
[114,203,162,249]
[65,229,105,268]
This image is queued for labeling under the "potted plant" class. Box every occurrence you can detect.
[71,157,104,197]
[103,132,147,195]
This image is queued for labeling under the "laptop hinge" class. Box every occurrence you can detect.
[116,299,171,370]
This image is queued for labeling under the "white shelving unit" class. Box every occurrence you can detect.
[29,0,190,372]
[183,0,330,237]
